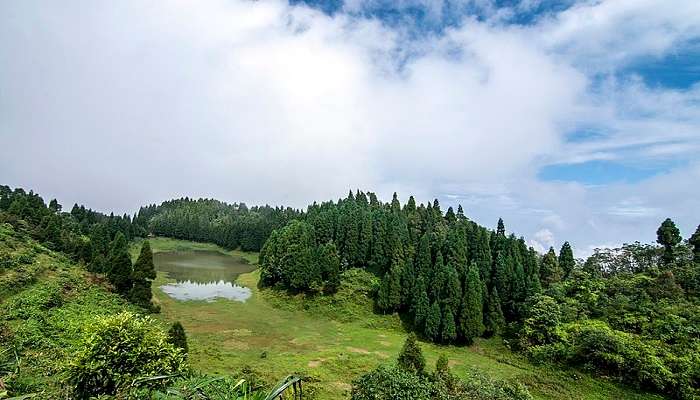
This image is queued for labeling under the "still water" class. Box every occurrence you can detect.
[154,250,256,302]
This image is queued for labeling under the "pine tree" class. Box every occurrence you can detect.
[539,247,562,287]
[442,263,461,310]
[377,258,403,312]
[424,301,442,341]
[391,192,401,213]
[370,210,389,272]
[167,321,189,355]
[496,218,505,236]
[484,286,505,337]
[411,276,430,329]
[441,305,457,343]
[359,211,372,266]
[129,240,156,309]
[416,233,432,277]
[458,264,484,344]
[474,229,492,283]
[48,198,61,213]
[559,241,575,279]
[445,207,456,225]
[492,251,510,306]
[107,232,133,295]
[456,205,465,221]
[657,218,682,266]
[435,354,450,377]
[690,225,700,264]
[397,333,426,374]
[317,242,341,293]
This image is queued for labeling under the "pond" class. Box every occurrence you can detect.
[154,250,256,302]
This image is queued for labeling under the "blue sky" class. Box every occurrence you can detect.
[1,0,699,257]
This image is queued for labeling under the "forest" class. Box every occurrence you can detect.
[1,184,699,399]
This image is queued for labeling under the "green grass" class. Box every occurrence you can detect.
[148,239,665,400]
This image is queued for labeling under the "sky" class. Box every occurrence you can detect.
[1,0,699,257]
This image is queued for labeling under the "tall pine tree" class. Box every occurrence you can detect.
[540,247,562,287]
[657,218,682,266]
[558,241,575,279]
[107,232,133,295]
[484,286,505,337]
[129,240,156,309]
[458,263,484,344]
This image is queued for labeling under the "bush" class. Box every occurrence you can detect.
[460,370,533,400]
[351,365,433,400]
[66,312,188,399]
[397,333,425,374]
[519,295,562,347]
[528,320,699,398]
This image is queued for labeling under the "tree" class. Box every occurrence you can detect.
[458,264,484,344]
[496,218,505,236]
[424,301,441,341]
[492,251,511,304]
[441,305,457,343]
[657,218,681,265]
[397,333,425,374]
[435,354,450,377]
[484,286,505,337]
[520,295,562,347]
[559,241,575,279]
[539,247,562,287]
[411,276,430,328]
[129,240,157,309]
[48,198,61,213]
[688,225,700,264]
[167,321,189,355]
[107,232,133,295]
[377,258,403,312]
[317,242,341,293]
[415,233,432,277]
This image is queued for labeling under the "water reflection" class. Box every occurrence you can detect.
[154,250,256,302]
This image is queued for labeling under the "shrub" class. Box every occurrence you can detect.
[519,295,562,347]
[397,333,425,374]
[351,365,433,400]
[167,321,189,355]
[66,312,187,399]
[460,370,533,400]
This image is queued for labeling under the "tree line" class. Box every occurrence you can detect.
[137,198,301,252]
[260,190,574,344]
[0,185,156,310]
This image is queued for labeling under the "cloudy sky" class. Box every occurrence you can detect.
[1,0,699,256]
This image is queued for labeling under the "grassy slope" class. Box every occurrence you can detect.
[147,237,665,400]
[0,223,137,398]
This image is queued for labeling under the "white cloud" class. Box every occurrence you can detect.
[0,0,698,256]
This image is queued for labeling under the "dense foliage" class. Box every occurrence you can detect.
[351,335,532,400]
[67,312,188,399]
[520,221,700,399]
[138,198,301,251]
[0,185,153,308]
[260,191,543,345]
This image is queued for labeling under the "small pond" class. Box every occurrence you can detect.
[154,250,256,302]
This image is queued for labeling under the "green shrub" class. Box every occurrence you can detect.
[519,295,562,347]
[351,365,433,400]
[460,370,533,400]
[4,281,63,320]
[397,333,425,374]
[66,311,188,399]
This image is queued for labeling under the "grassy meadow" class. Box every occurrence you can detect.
[143,237,664,400]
